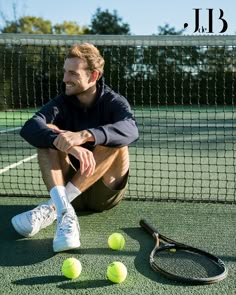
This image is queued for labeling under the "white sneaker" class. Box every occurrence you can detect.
[11,202,57,237]
[53,207,80,252]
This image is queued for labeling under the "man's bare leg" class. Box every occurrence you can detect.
[11,145,129,240]
[37,148,74,191]
[71,145,129,192]
[37,145,129,195]
[37,148,81,253]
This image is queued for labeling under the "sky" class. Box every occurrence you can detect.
[0,0,235,35]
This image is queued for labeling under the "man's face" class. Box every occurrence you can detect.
[63,57,92,97]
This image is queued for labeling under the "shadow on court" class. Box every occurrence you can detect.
[59,279,111,290]
[13,275,64,286]
[13,276,111,290]
[123,226,179,286]
[0,204,55,266]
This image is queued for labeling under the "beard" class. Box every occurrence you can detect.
[65,83,83,96]
[65,83,96,106]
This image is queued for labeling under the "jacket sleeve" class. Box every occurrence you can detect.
[88,96,139,147]
[20,99,63,148]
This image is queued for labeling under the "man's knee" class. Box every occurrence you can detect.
[95,146,129,190]
[37,148,72,175]
[93,145,129,159]
[37,148,67,162]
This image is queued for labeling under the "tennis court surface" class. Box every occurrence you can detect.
[0,34,235,294]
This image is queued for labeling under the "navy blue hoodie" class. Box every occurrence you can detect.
[20,79,139,149]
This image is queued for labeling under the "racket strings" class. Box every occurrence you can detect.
[152,249,223,279]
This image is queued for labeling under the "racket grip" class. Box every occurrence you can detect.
[140,219,158,235]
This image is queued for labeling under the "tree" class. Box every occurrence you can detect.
[1,16,53,34]
[157,23,184,35]
[53,21,87,35]
[86,8,130,35]
[0,16,88,34]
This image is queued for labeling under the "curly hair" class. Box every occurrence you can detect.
[66,43,105,79]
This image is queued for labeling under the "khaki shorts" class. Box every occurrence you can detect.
[71,172,129,212]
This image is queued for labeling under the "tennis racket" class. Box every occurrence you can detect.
[140,219,228,284]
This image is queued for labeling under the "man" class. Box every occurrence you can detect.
[11,43,139,252]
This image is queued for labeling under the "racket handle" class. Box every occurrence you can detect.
[140,219,159,236]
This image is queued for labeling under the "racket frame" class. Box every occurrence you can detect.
[140,219,228,284]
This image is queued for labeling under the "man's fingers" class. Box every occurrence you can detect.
[81,150,96,177]
[47,124,65,133]
[68,146,96,177]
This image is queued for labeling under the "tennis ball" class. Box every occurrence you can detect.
[107,261,127,283]
[61,257,82,279]
[108,233,125,250]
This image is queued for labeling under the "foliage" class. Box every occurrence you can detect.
[0,8,130,35]
[53,21,87,35]
[86,8,130,35]
[0,16,87,34]
[2,16,53,34]
[0,45,65,110]
[157,23,184,35]
[1,41,236,111]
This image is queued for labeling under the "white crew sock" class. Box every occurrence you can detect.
[65,181,81,203]
[50,186,70,215]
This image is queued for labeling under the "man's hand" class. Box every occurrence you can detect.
[47,124,65,133]
[48,125,95,176]
[53,130,95,152]
[69,146,96,177]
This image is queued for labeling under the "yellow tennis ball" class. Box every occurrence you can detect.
[108,233,125,250]
[61,258,82,279]
[107,261,127,283]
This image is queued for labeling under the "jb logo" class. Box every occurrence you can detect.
[184,9,228,34]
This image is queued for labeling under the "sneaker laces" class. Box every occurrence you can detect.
[57,211,78,235]
[29,204,55,226]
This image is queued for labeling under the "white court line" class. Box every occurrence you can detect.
[0,127,21,134]
[0,154,37,174]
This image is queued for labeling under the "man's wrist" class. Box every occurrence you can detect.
[81,130,95,143]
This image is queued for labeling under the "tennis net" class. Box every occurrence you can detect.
[0,34,236,204]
